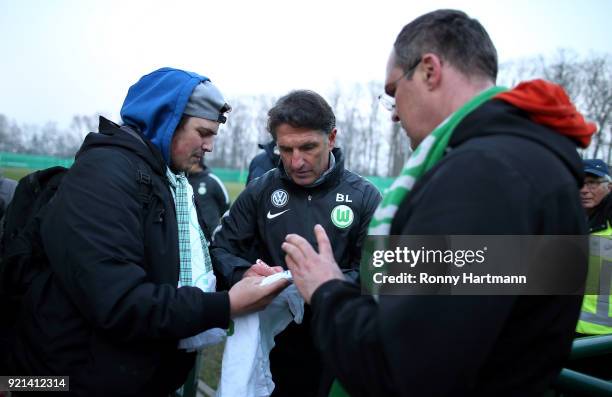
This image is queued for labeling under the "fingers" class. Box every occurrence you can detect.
[284,252,299,275]
[246,261,278,277]
[284,233,317,259]
[261,278,290,295]
[281,240,307,267]
[243,275,265,286]
[243,267,257,278]
[254,260,283,276]
[258,266,278,277]
[314,224,334,259]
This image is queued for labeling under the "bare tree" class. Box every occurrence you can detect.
[388,122,410,176]
[0,115,12,152]
[581,56,612,161]
[70,114,101,140]
[365,81,385,176]
[206,96,262,170]
[4,50,607,175]
[253,94,277,145]
[500,51,612,162]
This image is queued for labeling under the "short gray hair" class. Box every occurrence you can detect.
[394,9,498,81]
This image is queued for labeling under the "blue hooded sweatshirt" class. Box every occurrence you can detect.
[120,67,209,164]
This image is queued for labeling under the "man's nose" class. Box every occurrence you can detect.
[291,151,305,169]
[202,137,214,153]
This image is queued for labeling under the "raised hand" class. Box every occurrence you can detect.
[282,224,344,303]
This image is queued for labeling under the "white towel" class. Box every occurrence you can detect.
[216,284,304,397]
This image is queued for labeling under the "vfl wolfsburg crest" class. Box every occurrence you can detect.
[198,182,207,195]
[331,205,354,228]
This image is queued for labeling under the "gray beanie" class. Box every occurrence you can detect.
[184,81,232,123]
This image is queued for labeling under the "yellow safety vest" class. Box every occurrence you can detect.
[576,226,612,335]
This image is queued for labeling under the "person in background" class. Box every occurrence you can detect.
[580,159,612,230]
[0,173,17,217]
[188,159,230,232]
[573,158,612,379]
[246,140,280,185]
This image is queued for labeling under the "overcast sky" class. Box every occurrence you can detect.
[0,0,610,129]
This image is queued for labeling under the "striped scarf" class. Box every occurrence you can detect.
[166,169,212,287]
[368,86,507,236]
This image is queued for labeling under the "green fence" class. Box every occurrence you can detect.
[0,151,395,192]
[0,152,250,183]
[0,152,75,170]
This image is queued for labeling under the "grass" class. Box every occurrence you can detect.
[200,342,226,389]
[225,181,245,202]
[1,167,30,181]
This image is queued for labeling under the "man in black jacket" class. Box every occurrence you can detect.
[211,90,381,397]
[10,68,287,397]
[246,140,280,185]
[188,159,231,232]
[282,10,596,397]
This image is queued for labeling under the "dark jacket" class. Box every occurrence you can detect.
[310,100,587,397]
[246,140,280,185]
[212,148,381,396]
[188,164,230,232]
[586,192,612,233]
[11,118,230,397]
[212,148,381,285]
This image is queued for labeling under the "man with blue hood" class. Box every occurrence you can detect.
[10,68,288,396]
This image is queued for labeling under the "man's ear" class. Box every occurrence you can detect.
[420,53,443,90]
[328,128,337,149]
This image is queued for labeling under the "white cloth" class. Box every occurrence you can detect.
[216,284,304,397]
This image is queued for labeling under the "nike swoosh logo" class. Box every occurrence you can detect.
[267,209,290,219]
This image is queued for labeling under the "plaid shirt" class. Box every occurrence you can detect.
[166,168,212,287]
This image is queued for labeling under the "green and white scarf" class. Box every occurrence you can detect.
[166,168,212,287]
[368,86,506,236]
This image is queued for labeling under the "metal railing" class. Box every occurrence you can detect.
[552,334,612,396]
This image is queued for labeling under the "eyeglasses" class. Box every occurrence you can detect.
[378,94,396,112]
[378,57,422,112]
[583,179,610,189]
